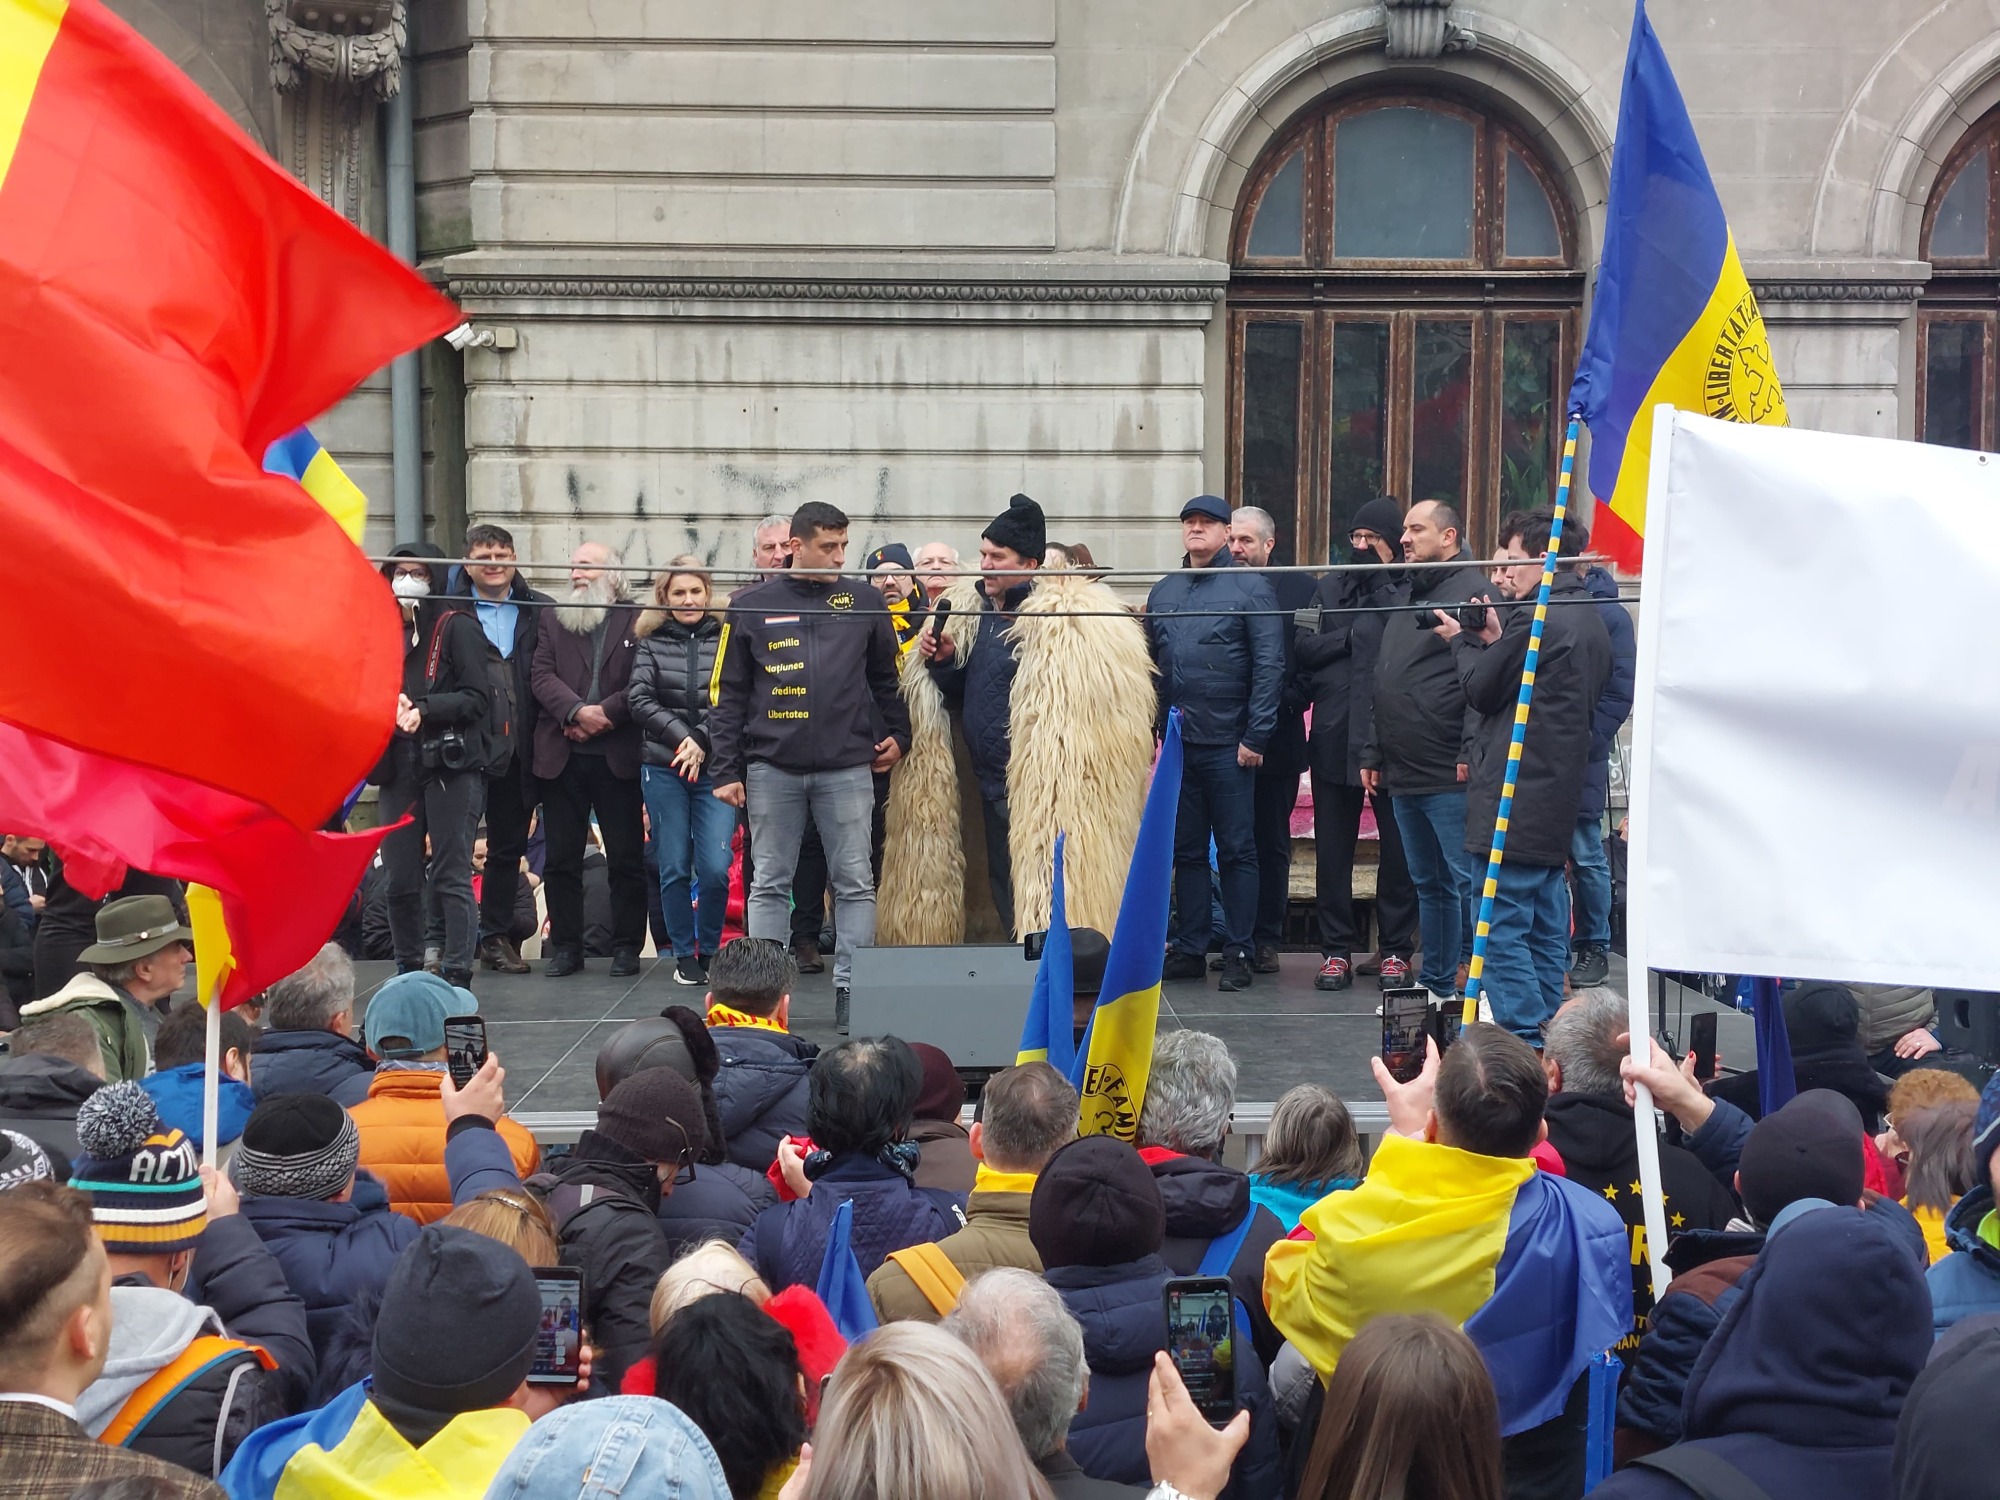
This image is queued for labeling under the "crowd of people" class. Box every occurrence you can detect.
[0,923,1988,1500]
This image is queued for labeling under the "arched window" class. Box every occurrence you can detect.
[1918,113,2000,451]
[1229,93,1583,562]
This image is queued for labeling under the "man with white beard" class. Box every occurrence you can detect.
[530,541,648,977]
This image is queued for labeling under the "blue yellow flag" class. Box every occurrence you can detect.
[1074,711,1183,1139]
[1568,0,1787,570]
[1016,831,1076,1076]
[263,426,369,544]
[815,1198,880,1342]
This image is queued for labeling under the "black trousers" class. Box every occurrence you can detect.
[982,797,1014,936]
[1313,777,1418,960]
[380,769,483,973]
[540,758,647,955]
[479,767,537,945]
[1252,770,1302,949]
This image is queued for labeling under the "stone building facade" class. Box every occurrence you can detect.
[124,0,2000,573]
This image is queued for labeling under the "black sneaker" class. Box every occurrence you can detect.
[1217,951,1253,992]
[1252,943,1282,974]
[1569,944,1610,987]
[609,948,641,978]
[835,987,851,1034]
[673,955,705,986]
[1162,951,1207,982]
[441,967,474,991]
[545,948,583,978]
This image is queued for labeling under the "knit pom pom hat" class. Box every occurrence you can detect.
[69,1081,207,1254]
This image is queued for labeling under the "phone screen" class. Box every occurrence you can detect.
[1690,1012,1718,1083]
[1162,1277,1237,1426]
[1381,986,1433,1084]
[444,1017,488,1089]
[529,1268,584,1385]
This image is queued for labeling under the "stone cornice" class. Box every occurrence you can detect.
[444,276,1224,304]
[1751,279,1926,303]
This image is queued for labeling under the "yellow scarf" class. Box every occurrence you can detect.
[970,1166,1038,1197]
[707,1001,788,1035]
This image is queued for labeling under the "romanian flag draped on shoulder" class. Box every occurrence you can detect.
[1073,711,1183,1138]
[220,1380,529,1500]
[1568,0,1788,571]
[0,0,459,1004]
[1265,1134,1630,1435]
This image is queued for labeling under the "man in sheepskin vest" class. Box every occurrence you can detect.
[879,497,1156,948]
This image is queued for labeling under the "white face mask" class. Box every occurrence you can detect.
[391,573,431,600]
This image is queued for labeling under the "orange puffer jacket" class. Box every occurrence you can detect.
[348,1068,541,1224]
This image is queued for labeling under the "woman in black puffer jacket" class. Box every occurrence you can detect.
[628,556,731,985]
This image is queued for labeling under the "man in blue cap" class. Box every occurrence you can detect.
[1145,496,1284,993]
[347,972,538,1223]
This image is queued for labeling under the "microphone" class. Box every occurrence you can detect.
[928,596,953,641]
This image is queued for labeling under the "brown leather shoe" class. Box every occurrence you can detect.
[1456,961,1471,995]
[479,936,530,975]
[793,937,825,974]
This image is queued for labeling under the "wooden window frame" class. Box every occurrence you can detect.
[1915,311,1997,452]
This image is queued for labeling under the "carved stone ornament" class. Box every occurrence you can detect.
[1381,0,1476,60]
[267,0,406,99]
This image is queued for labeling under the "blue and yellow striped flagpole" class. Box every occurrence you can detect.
[1462,414,1583,1029]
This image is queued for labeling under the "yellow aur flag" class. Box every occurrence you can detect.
[185,881,235,1007]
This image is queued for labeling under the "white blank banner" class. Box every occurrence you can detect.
[1633,409,2000,990]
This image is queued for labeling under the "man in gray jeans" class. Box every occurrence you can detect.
[708,501,910,1031]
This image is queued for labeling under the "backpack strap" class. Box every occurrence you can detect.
[99,1335,274,1449]
[884,1243,967,1317]
[1198,1205,1258,1278]
[1628,1448,1778,1500]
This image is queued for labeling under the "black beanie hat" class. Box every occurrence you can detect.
[373,1225,540,1415]
[1738,1088,1866,1227]
[1349,497,1405,552]
[233,1093,360,1201]
[983,493,1046,561]
[1030,1135,1166,1269]
[1782,983,1862,1055]
[597,1067,707,1165]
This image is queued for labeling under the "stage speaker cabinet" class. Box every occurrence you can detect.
[1933,990,2000,1066]
[848,945,1036,1069]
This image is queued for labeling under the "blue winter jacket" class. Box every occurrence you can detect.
[929,578,1033,802]
[1144,551,1284,751]
[738,1153,962,1292]
[1046,1254,1281,1500]
[1579,566,1636,823]
[1927,1187,2000,1335]
[250,1029,374,1109]
[141,1061,254,1154]
[237,1172,419,1365]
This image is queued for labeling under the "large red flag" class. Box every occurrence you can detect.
[0,724,388,1009]
[0,0,460,830]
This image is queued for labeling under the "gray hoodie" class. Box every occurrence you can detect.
[76,1284,224,1435]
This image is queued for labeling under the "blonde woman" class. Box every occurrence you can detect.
[650,1238,773,1334]
[629,556,733,985]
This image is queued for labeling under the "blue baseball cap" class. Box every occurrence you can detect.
[363,971,478,1059]
[1180,494,1231,524]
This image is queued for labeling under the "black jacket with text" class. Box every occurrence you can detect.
[707,572,911,784]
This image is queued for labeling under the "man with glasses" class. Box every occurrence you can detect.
[1297,497,1420,993]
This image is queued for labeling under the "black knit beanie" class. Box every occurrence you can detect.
[1737,1088,1866,1227]
[372,1226,540,1415]
[1349,497,1405,559]
[597,1067,707,1165]
[983,493,1046,561]
[1030,1135,1166,1270]
[1782,983,1862,1055]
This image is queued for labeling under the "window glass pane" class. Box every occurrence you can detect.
[1242,323,1304,564]
[1501,322,1562,511]
[1933,148,1990,260]
[1247,150,1305,259]
[1411,321,1474,506]
[1334,106,1475,259]
[1329,322,1390,549]
[1924,321,1985,450]
[1505,149,1563,260]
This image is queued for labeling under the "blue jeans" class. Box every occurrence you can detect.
[1171,745,1258,958]
[1392,790,1477,996]
[1482,861,1572,1043]
[642,765,736,958]
[1570,814,1612,949]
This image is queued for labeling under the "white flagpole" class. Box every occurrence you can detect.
[201,984,222,1173]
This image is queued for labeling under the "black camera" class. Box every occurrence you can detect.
[421,728,472,772]
[1414,600,1491,631]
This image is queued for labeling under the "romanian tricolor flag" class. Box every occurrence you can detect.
[1074,712,1183,1141]
[264,427,371,546]
[1568,0,1788,571]
[220,1381,529,1500]
[1016,831,1076,1077]
[1265,1134,1630,1435]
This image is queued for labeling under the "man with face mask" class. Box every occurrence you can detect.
[373,545,491,990]
[531,542,647,978]
[1296,497,1420,993]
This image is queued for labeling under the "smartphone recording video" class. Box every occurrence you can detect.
[529,1267,584,1386]
[1162,1276,1238,1427]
